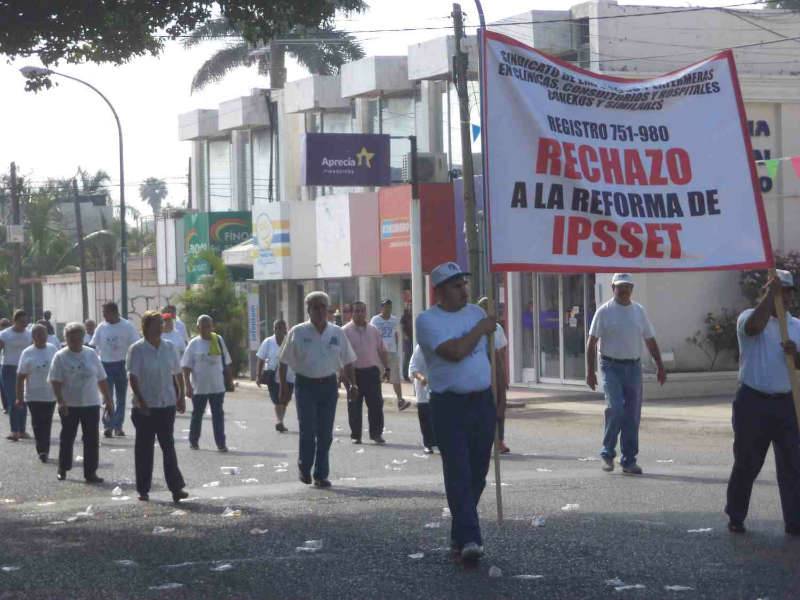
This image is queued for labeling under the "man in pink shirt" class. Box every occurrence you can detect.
[343,301,391,444]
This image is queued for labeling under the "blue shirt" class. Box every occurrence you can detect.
[416,304,490,394]
[737,308,800,394]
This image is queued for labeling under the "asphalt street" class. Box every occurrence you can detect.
[0,383,798,599]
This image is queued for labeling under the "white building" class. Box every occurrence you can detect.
[175,0,800,395]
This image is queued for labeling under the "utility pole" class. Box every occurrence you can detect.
[452,3,481,301]
[9,162,22,310]
[72,179,89,321]
[187,157,192,209]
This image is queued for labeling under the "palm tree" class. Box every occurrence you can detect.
[21,189,72,276]
[139,177,168,215]
[182,5,367,93]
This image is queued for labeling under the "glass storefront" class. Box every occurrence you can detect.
[516,273,596,385]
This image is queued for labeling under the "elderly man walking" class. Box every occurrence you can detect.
[279,291,357,488]
[586,273,666,475]
[416,262,497,562]
[343,301,391,445]
[49,322,113,483]
[726,270,800,535]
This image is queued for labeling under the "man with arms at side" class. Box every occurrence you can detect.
[371,300,411,411]
[416,262,497,563]
[256,319,294,433]
[586,273,666,475]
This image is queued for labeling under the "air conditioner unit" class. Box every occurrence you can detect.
[402,152,449,184]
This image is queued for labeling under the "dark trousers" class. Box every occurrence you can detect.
[417,402,437,449]
[348,367,384,440]
[431,388,496,548]
[102,361,127,431]
[402,338,413,382]
[725,385,800,529]
[189,393,226,449]
[3,365,27,433]
[58,405,100,477]
[295,374,338,481]
[28,401,55,456]
[132,406,185,495]
[0,367,7,411]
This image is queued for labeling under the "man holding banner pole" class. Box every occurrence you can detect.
[725,270,800,535]
[416,262,497,562]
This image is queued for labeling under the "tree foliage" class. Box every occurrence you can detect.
[741,252,800,314]
[139,177,168,215]
[180,249,247,375]
[3,1,367,91]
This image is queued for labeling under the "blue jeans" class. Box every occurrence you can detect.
[189,393,226,449]
[600,358,643,467]
[295,375,338,481]
[102,361,127,431]
[3,365,27,433]
[431,388,496,549]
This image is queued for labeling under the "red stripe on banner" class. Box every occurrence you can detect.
[725,49,774,267]
[490,261,775,274]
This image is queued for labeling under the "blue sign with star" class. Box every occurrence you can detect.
[302,133,391,187]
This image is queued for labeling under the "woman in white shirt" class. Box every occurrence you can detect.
[16,324,58,462]
[256,319,294,433]
[161,312,187,361]
[0,309,33,441]
[49,322,113,483]
[181,315,233,452]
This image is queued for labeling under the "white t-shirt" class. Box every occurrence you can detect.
[370,314,400,354]
[47,334,61,348]
[162,329,187,361]
[494,324,508,350]
[18,344,58,403]
[181,336,232,395]
[0,327,33,366]
[127,339,182,408]
[48,347,107,407]
[588,299,655,360]
[279,322,357,379]
[175,318,189,344]
[408,344,430,403]
[416,304,491,394]
[737,309,800,395]
[90,318,140,363]
[257,335,295,383]
[84,332,93,346]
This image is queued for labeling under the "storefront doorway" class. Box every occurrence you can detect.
[518,273,596,385]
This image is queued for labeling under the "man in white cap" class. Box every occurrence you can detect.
[416,261,497,562]
[725,270,800,535]
[371,299,411,411]
[586,273,666,475]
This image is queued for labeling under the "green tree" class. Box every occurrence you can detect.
[183,12,366,92]
[180,249,247,375]
[4,1,367,91]
[21,189,73,276]
[139,177,168,215]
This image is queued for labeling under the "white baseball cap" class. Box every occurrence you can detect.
[611,273,634,286]
[777,269,795,289]
[431,262,470,288]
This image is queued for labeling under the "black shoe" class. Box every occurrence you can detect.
[299,471,312,485]
[138,493,149,502]
[189,442,199,450]
[38,453,48,463]
[103,429,113,439]
[786,525,800,536]
[217,446,229,453]
[601,455,614,472]
[423,447,434,455]
[114,429,126,437]
[56,469,66,481]
[728,521,746,534]
[275,423,288,433]
[172,489,189,504]
[313,479,332,488]
[85,474,104,484]
[622,463,643,475]
[351,438,362,445]
[371,436,386,445]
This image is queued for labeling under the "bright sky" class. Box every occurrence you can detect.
[0,0,745,216]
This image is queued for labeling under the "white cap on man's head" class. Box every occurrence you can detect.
[431,262,470,288]
[611,273,634,286]
[776,269,795,289]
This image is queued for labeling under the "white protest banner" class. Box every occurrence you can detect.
[482,30,772,273]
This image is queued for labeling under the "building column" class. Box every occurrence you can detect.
[415,80,445,153]
[190,140,208,212]
[230,130,249,211]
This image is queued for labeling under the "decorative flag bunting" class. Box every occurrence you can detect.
[765,159,779,179]
[793,157,800,179]
[754,154,800,180]
[471,123,481,143]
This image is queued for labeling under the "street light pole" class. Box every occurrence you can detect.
[20,66,129,318]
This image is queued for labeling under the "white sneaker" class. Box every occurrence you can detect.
[461,542,484,561]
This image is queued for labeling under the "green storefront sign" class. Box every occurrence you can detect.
[184,211,252,285]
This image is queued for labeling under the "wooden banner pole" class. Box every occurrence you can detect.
[769,268,800,431]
